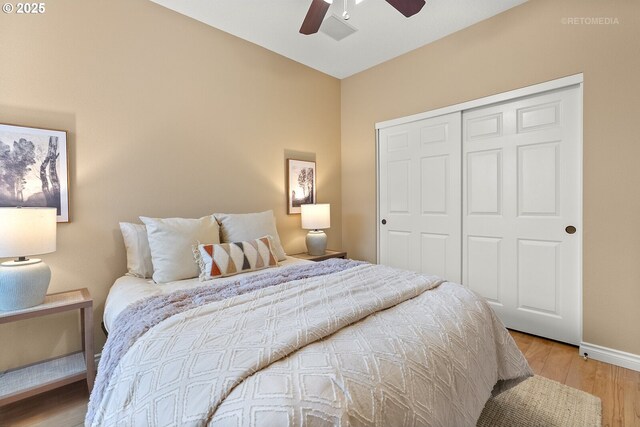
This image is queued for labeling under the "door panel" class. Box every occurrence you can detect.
[387,160,410,213]
[462,86,581,344]
[387,231,411,271]
[517,102,560,133]
[466,113,503,140]
[517,239,559,314]
[466,236,502,303]
[387,132,410,151]
[518,142,559,216]
[420,233,448,278]
[379,112,462,282]
[421,123,448,145]
[467,150,502,215]
[420,155,448,214]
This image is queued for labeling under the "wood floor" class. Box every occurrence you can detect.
[1,330,639,426]
[510,330,640,427]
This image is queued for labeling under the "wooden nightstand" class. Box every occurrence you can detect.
[0,288,95,406]
[290,250,347,262]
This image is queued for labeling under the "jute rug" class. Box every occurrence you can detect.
[477,375,602,427]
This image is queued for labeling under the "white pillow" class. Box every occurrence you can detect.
[215,210,286,261]
[119,222,154,279]
[140,215,220,284]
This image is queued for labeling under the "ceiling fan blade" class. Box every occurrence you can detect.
[385,0,426,17]
[300,0,331,35]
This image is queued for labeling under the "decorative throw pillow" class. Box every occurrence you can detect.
[195,236,278,280]
[140,215,220,284]
[119,222,154,279]
[214,210,287,261]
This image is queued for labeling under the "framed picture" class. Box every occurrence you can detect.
[287,159,316,214]
[0,124,69,222]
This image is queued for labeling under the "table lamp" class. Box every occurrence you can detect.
[0,207,57,310]
[301,203,330,256]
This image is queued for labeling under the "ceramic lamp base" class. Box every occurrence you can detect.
[0,259,51,311]
[306,230,327,256]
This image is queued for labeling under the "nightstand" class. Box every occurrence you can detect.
[0,288,95,406]
[290,250,347,262]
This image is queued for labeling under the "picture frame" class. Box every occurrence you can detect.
[0,123,69,222]
[287,159,316,214]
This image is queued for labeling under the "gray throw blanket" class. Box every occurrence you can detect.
[87,258,364,425]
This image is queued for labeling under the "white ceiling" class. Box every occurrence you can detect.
[149,0,527,79]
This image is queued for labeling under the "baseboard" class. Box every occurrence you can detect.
[579,342,640,372]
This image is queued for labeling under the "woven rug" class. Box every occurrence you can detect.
[477,375,602,427]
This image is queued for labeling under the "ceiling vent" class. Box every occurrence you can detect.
[320,15,358,41]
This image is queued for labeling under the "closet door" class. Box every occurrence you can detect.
[462,86,581,344]
[378,112,461,282]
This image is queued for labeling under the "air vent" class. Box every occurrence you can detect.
[320,15,358,41]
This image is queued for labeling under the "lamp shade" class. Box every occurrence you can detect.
[301,204,330,230]
[0,208,57,258]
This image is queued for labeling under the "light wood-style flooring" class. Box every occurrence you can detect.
[1,330,639,426]
[510,330,640,427]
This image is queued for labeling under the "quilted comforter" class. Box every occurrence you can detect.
[88,261,531,427]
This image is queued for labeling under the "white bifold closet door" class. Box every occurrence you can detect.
[378,112,462,282]
[463,86,581,345]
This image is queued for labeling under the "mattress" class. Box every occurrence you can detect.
[103,256,311,333]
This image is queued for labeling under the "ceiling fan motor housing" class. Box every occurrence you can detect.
[300,0,426,35]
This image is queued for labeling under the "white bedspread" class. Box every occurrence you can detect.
[92,263,531,427]
[103,256,309,332]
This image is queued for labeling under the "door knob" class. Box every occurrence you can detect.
[381,219,387,225]
[565,225,576,234]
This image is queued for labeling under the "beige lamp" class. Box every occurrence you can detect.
[0,207,57,311]
[301,203,330,256]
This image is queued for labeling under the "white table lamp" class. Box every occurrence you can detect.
[301,203,330,256]
[0,207,57,310]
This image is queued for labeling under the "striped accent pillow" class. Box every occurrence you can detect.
[195,236,278,280]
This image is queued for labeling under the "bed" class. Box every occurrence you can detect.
[89,259,531,427]
[87,212,531,426]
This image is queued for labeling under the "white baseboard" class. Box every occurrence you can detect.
[579,342,640,372]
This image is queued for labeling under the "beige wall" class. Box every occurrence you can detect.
[0,0,341,369]
[341,0,640,354]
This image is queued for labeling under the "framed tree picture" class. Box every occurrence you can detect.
[287,159,316,214]
[0,124,69,222]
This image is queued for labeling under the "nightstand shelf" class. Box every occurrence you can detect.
[290,250,347,262]
[0,288,95,406]
[0,352,86,405]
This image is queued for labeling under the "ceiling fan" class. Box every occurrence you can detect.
[300,0,426,35]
